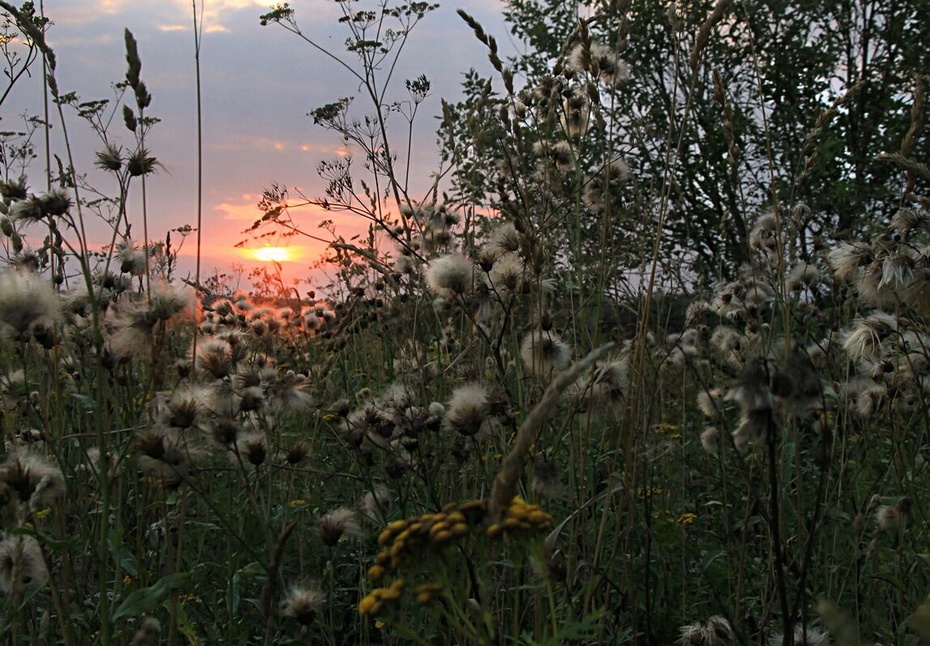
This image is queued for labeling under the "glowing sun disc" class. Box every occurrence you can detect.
[253,247,291,262]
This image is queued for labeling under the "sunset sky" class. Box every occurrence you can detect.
[3,0,513,291]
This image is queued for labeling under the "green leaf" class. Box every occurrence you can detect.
[70,393,97,412]
[113,572,191,620]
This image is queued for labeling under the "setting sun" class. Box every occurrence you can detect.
[252,247,292,262]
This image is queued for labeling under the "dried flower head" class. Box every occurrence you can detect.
[280,584,326,626]
[841,312,898,362]
[0,534,48,594]
[235,432,268,467]
[521,329,572,377]
[828,241,873,280]
[137,429,193,489]
[567,42,630,85]
[488,222,522,256]
[425,254,474,297]
[0,268,62,341]
[766,625,831,645]
[317,507,362,546]
[678,614,735,644]
[443,383,492,437]
[0,450,66,511]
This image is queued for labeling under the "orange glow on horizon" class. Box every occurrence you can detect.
[251,247,293,263]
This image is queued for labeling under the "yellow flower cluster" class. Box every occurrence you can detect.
[677,512,697,525]
[372,499,487,574]
[358,578,406,616]
[359,497,552,618]
[485,496,552,539]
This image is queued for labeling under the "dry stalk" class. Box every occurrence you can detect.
[488,342,615,520]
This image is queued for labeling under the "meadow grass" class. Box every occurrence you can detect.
[0,1,928,644]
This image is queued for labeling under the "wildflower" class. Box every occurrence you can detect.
[108,283,197,358]
[889,207,925,234]
[0,534,48,594]
[280,585,326,626]
[0,176,27,200]
[163,393,200,429]
[0,268,62,342]
[269,373,314,415]
[9,189,71,223]
[678,615,735,644]
[318,508,362,546]
[875,504,899,531]
[359,484,391,524]
[0,450,66,511]
[238,386,264,412]
[521,329,572,377]
[677,513,697,525]
[425,254,473,297]
[443,383,492,437]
